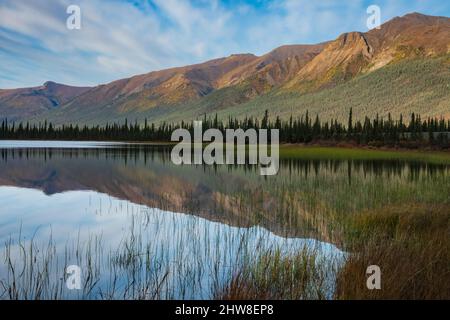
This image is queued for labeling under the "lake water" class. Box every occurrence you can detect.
[0,141,448,299]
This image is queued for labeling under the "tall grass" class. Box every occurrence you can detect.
[335,235,450,300]
[1,212,343,300]
[215,247,341,300]
[335,203,450,300]
[214,204,450,300]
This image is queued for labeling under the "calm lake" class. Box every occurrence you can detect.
[0,141,449,299]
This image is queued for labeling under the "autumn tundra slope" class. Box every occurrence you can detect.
[0,12,449,125]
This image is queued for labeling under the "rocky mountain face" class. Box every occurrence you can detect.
[284,13,450,91]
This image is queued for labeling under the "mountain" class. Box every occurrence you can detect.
[0,12,449,125]
[284,13,450,91]
[0,81,91,121]
[36,44,325,124]
[217,44,327,92]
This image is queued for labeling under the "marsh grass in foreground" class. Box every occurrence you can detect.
[215,204,450,300]
[1,204,448,300]
[0,212,343,300]
[335,235,450,299]
[335,203,450,300]
[215,247,340,300]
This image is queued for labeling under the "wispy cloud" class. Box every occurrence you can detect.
[0,0,448,88]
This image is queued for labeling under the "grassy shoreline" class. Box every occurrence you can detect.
[279,145,450,164]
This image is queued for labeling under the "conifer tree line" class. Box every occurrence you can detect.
[1,109,449,147]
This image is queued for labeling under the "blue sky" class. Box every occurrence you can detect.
[0,0,449,89]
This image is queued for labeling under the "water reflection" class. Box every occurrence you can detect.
[0,142,449,299]
[0,144,448,239]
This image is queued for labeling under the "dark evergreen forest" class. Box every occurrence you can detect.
[1,109,449,148]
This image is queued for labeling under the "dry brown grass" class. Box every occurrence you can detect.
[335,204,450,299]
[335,235,450,299]
[216,204,450,300]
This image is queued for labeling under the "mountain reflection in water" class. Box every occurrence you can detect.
[0,142,448,299]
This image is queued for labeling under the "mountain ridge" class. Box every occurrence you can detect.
[0,81,91,121]
[1,12,449,124]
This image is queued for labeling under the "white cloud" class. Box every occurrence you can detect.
[0,0,448,88]
[0,0,237,87]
